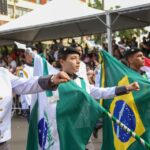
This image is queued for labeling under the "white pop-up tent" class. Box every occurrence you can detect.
[0,0,104,43]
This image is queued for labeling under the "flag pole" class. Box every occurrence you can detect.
[100,105,150,150]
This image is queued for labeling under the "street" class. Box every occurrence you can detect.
[11,116,102,150]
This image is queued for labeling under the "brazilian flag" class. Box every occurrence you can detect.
[99,50,150,150]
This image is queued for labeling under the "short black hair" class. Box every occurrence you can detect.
[58,46,80,60]
[123,47,142,58]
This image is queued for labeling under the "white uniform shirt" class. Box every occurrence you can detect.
[0,67,42,143]
[18,64,34,108]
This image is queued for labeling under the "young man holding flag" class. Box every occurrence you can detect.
[37,47,139,150]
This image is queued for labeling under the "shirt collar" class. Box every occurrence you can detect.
[67,73,78,80]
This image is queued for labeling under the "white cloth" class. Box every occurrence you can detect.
[32,54,60,150]
[140,66,150,81]
[14,41,26,50]
[0,67,42,143]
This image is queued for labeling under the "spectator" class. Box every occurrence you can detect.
[7,55,17,74]
[140,36,150,57]
[84,43,89,55]
[130,37,138,48]
[87,69,95,85]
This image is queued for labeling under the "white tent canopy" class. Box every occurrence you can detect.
[0,0,104,43]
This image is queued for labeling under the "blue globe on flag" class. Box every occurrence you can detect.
[113,100,136,142]
[38,118,48,150]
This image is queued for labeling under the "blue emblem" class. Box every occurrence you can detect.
[38,118,48,150]
[113,100,136,142]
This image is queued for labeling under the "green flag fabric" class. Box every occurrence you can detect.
[57,80,103,150]
[99,50,150,150]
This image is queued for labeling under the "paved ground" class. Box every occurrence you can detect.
[11,116,102,150]
[11,117,28,150]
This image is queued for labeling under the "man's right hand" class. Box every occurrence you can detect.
[126,82,140,92]
[52,71,70,85]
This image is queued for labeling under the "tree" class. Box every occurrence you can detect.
[115,29,147,42]
[88,0,103,10]
[88,0,103,44]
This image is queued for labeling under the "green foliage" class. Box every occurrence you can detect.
[115,28,148,41]
[88,0,103,44]
[88,0,103,10]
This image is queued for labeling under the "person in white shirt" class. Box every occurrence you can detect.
[16,48,34,118]
[0,68,70,150]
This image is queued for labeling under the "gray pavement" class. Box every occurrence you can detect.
[11,116,102,150]
[11,117,28,150]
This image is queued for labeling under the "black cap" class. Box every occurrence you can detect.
[123,47,142,57]
[58,46,80,59]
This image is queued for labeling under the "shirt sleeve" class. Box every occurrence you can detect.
[8,71,43,95]
[90,85,116,99]
[90,85,128,99]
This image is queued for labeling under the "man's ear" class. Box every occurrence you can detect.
[127,56,132,64]
[59,59,64,67]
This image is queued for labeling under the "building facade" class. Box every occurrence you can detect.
[0,0,41,25]
[26,0,51,4]
[0,0,93,25]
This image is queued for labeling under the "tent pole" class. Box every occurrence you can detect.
[106,11,112,55]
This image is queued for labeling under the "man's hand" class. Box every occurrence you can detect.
[52,71,70,85]
[126,82,140,92]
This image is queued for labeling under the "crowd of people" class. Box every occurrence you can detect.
[0,33,149,149]
[0,33,150,116]
[112,33,150,61]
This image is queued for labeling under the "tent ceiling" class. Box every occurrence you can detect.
[0,16,107,42]
[110,3,150,31]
